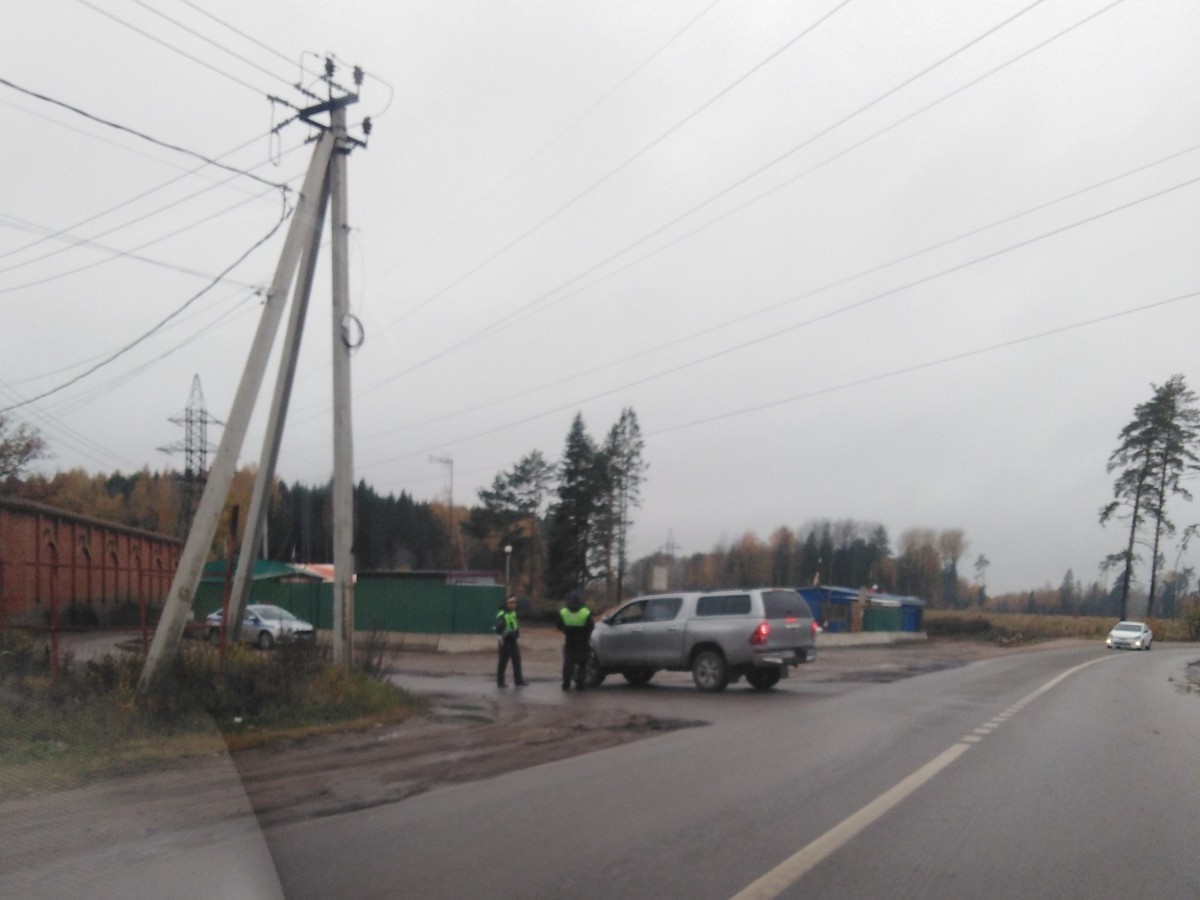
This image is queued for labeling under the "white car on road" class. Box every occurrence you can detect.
[1106,620,1152,651]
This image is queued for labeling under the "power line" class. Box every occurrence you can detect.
[354,0,1114,402]
[0,155,304,280]
[45,294,259,419]
[353,170,1200,471]
[0,202,292,413]
[0,185,285,294]
[346,139,1200,447]
[0,119,299,266]
[0,386,139,471]
[173,0,325,97]
[130,0,301,97]
[0,74,288,191]
[392,0,725,270]
[8,284,255,392]
[647,290,1200,438]
[360,289,1200,477]
[74,0,284,103]
[376,0,858,333]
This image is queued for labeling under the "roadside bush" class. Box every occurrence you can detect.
[0,631,47,679]
[926,609,1196,643]
[1,633,425,797]
[358,626,402,676]
[1183,603,1200,641]
[924,614,993,638]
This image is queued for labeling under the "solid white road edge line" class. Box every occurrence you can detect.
[729,656,1109,900]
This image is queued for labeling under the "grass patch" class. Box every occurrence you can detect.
[925,609,1197,643]
[0,631,426,800]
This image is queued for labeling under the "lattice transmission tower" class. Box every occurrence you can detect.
[158,375,221,536]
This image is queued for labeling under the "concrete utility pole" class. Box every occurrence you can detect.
[139,61,370,694]
[329,102,356,666]
[228,161,331,642]
[139,134,334,694]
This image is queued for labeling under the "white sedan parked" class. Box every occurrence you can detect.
[205,603,315,650]
[1105,620,1152,651]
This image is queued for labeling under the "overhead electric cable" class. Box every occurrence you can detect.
[360,289,1200,473]
[0,209,262,291]
[391,140,1200,439]
[0,202,292,413]
[394,0,724,267]
[0,386,140,470]
[357,0,1125,396]
[0,74,287,191]
[49,290,260,416]
[130,0,300,96]
[0,150,306,278]
[646,290,1200,438]
[74,0,281,102]
[349,138,1200,444]
[0,185,284,294]
[9,285,256,390]
[379,0,858,331]
[0,122,300,266]
[354,171,1200,470]
[173,0,306,70]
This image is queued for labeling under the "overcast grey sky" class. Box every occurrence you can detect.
[3,0,1199,595]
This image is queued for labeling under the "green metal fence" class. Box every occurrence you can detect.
[195,571,502,635]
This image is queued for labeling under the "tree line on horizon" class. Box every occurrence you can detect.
[3,380,1198,620]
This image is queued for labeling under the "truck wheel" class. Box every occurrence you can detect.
[583,650,607,688]
[692,649,728,692]
[622,668,654,686]
[257,631,274,651]
[745,669,781,691]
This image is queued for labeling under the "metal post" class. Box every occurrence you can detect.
[219,506,240,664]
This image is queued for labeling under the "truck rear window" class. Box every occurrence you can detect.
[696,594,751,616]
[763,590,811,619]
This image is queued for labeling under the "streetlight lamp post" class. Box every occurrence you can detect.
[504,544,513,586]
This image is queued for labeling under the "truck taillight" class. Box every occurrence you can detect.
[749,621,770,645]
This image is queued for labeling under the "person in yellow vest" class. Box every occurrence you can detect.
[557,588,594,691]
[495,596,527,688]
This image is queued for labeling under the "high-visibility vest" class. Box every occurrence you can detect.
[497,610,518,632]
[559,606,590,627]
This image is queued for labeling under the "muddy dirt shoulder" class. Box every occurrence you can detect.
[229,637,1088,826]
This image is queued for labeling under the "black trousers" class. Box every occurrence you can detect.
[497,638,523,685]
[562,644,588,687]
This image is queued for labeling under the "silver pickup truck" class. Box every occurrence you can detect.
[584,588,817,692]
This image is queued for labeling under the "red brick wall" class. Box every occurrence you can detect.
[0,499,181,626]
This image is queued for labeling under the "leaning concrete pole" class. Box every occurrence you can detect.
[138,133,336,694]
[329,105,356,666]
[229,169,332,641]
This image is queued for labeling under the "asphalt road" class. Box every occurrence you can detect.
[265,644,1200,899]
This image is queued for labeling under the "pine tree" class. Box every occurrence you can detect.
[601,408,646,603]
[545,414,603,599]
[473,451,555,600]
[1101,374,1200,619]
